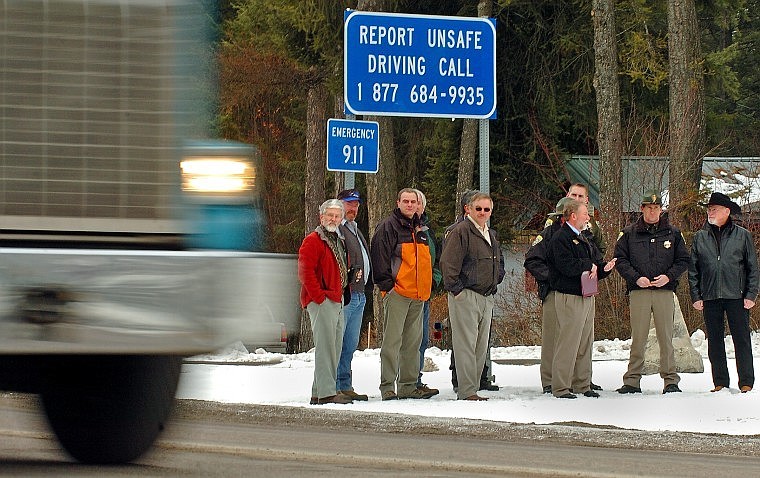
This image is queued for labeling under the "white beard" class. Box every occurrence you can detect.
[323,223,338,233]
[707,218,717,225]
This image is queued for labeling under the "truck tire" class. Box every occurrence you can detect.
[40,355,182,464]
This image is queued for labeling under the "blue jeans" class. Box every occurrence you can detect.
[417,300,430,387]
[337,291,366,391]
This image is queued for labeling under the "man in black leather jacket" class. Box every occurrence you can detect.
[689,192,760,393]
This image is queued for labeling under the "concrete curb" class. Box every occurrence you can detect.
[184,357,284,366]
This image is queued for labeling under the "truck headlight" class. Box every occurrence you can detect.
[180,157,255,195]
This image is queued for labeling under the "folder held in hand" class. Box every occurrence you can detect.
[581,271,598,297]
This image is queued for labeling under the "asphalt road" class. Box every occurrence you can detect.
[3,393,760,477]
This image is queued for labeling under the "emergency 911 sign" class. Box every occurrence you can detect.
[344,11,496,118]
[326,118,379,173]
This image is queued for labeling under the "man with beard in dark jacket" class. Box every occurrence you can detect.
[335,188,371,402]
[689,192,759,393]
[614,192,689,395]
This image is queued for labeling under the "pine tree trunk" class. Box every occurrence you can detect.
[456,120,478,218]
[303,80,327,235]
[668,0,705,229]
[592,0,623,237]
[365,115,397,347]
[592,0,626,323]
[298,79,328,352]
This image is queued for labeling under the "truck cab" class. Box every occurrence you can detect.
[0,0,298,463]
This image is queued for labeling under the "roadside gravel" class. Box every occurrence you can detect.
[172,398,760,456]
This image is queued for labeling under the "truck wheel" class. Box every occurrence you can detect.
[40,355,182,464]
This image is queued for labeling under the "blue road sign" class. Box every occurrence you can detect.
[326,118,379,173]
[344,11,496,119]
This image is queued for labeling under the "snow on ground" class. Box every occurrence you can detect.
[178,330,760,436]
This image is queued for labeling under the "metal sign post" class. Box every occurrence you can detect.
[479,118,490,194]
[345,113,357,189]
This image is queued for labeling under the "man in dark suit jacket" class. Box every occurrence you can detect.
[548,200,616,399]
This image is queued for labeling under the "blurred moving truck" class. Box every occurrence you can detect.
[0,0,298,463]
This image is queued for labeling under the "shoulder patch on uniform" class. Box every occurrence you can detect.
[531,235,543,246]
[544,218,554,228]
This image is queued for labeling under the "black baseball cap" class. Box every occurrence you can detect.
[337,189,362,203]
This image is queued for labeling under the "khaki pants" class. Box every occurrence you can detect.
[448,289,494,399]
[552,292,594,396]
[623,289,680,387]
[307,299,344,399]
[380,291,424,396]
[540,291,557,388]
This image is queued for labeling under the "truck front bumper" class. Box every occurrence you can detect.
[0,249,299,354]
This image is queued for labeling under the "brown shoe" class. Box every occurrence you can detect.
[462,394,488,401]
[340,389,369,401]
[711,385,726,392]
[309,396,317,405]
[741,386,753,393]
[316,394,353,405]
[417,384,440,397]
[381,390,398,401]
[398,388,437,399]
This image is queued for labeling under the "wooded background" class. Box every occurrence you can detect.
[214,0,760,348]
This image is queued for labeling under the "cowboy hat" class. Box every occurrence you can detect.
[703,192,741,215]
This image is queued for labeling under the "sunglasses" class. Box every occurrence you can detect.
[474,206,491,212]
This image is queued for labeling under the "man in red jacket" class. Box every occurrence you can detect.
[298,199,353,405]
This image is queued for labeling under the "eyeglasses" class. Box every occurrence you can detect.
[474,206,491,212]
